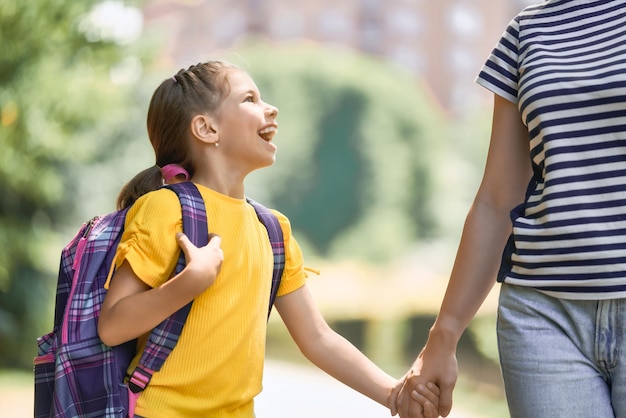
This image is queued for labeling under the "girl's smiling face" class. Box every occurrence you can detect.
[213,69,279,173]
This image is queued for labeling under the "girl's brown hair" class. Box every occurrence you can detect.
[116,61,237,210]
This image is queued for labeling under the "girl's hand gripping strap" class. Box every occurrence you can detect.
[128,182,208,394]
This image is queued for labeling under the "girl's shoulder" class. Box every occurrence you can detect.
[126,187,183,224]
[244,199,294,238]
[268,207,288,222]
[267,208,295,237]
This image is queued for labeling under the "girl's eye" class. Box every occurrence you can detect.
[244,96,254,103]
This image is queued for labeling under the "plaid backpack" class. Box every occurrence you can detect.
[34,182,285,418]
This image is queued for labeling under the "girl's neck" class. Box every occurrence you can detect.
[191,173,245,199]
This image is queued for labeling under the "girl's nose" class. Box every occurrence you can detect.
[266,103,278,118]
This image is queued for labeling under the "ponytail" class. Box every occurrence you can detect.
[116,165,162,210]
[118,61,235,210]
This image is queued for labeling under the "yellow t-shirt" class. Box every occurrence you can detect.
[108,183,306,417]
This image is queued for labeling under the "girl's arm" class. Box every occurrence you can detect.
[98,233,223,346]
[397,94,532,418]
[274,285,439,417]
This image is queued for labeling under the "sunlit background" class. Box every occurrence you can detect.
[1,0,540,417]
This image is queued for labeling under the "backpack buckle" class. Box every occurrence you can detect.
[127,367,153,394]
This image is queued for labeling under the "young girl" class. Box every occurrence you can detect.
[97,61,438,418]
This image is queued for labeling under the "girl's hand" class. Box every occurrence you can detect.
[388,378,405,415]
[99,232,224,346]
[176,232,224,291]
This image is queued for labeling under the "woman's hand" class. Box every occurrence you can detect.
[391,375,440,418]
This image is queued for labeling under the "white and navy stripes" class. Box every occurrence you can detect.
[476,0,626,299]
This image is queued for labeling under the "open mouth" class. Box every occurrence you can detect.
[258,126,277,142]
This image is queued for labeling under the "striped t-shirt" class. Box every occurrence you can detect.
[476,0,626,299]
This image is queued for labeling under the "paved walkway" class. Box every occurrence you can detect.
[2,361,478,418]
[257,360,477,418]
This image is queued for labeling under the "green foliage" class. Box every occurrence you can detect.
[0,0,491,367]
[468,314,500,364]
[0,0,148,368]
[431,104,491,242]
[231,41,446,263]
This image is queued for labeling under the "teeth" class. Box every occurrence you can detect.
[259,126,276,134]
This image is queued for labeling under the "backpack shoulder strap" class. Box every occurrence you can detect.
[246,198,286,318]
[53,215,100,330]
[128,182,208,394]
[62,209,130,344]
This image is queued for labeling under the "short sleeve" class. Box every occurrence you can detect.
[106,189,183,289]
[271,209,307,296]
[475,15,521,103]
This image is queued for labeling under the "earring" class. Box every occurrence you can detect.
[214,142,219,147]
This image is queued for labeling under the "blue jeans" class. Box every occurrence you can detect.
[497,283,626,418]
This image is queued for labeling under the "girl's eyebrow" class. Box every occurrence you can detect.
[241,89,261,100]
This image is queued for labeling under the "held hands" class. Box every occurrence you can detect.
[176,232,224,292]
[396,342,458,418]
[390,377,440,418]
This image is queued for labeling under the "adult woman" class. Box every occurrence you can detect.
[397,1,626,417]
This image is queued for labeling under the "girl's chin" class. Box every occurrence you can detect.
[262,155,277,167]
[251,154,277,172]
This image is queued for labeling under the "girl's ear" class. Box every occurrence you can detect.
[190,114,219,145]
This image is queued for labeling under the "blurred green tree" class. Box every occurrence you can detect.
[0,0,148,368]
[232,41,447,263]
